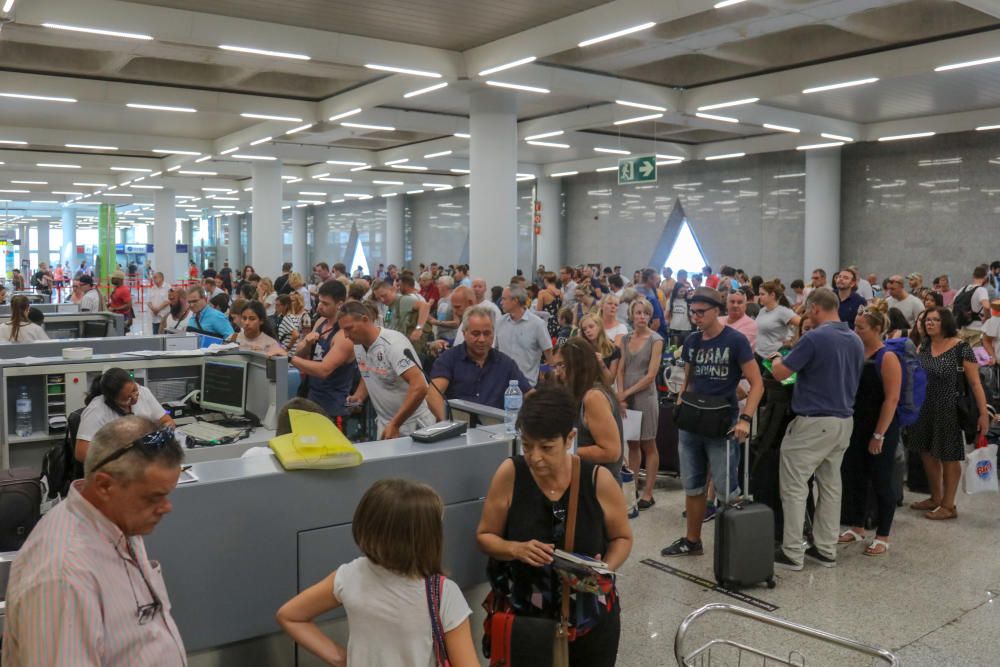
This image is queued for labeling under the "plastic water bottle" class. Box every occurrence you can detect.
[503,381,523,434]
[15,387,32,438]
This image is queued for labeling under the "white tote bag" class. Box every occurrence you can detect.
[622,409,644,442]
[963,443,999,495]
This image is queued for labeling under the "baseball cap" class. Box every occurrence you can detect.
[688,287,724,309]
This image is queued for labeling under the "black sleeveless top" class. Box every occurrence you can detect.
[488,456,612,629]
[307,319,358,418]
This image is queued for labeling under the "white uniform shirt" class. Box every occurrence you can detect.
[0,322,48,344]
[355,328,435,434]
[79,289,101,312]
[77,385,167,442]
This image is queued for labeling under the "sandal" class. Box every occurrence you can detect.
[909,497,939,511]
[637,497,656,510]
[925,505,957,520]
[838,529,865,544]
[865,539,890,557]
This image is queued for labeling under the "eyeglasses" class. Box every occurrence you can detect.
[552,504,567,544]
[689,306,716,317]
[116,538,163,625]
[90,428,176,473]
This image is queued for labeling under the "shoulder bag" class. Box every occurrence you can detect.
[956,346,980,443]
[425,574,452,667]
[672,333,735,438]
[485,455,580,667]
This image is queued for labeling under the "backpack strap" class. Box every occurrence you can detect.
[425,574,450,666]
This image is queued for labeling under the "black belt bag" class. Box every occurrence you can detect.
[673,392,733,438]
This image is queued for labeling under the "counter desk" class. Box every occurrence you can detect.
[146,425,512,661]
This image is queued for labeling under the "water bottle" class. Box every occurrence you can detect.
[503,381,523,434]
[15,387,32,438]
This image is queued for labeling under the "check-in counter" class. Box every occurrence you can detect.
[0,302,79,316]
[33,311,125,339]
[145,426,512,660]
[0,333,198,360]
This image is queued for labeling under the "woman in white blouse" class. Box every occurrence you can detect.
[0,295,49,344]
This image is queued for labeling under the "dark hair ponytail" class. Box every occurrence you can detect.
[85,367,133,415]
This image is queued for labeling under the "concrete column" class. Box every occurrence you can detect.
[35,221,50,267]
[225,214,242,269]
[292,206,308,275]
[251,160,284,277]
[534,177,563,274]
[804,148,841,279]
[61,206,77,270]
[469,89,518,285]
[385,195,404,268]
[153,188,181,282]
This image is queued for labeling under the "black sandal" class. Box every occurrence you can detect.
[638,497,656,510]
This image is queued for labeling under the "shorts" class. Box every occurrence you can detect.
[678,430,741,498]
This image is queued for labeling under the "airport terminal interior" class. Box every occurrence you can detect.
[2,0,1000,665]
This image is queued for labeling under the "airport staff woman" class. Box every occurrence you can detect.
[74,367,175,462]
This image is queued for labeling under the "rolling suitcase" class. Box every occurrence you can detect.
[655,396,680,474]
[715,437,776,590]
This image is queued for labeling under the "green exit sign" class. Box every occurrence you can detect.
[618,155,657,185]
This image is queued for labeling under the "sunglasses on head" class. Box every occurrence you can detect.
[90,428,176,474]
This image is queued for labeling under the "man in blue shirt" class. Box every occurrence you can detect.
[835,268,867,329]
[661,288,763,557]
[635,268,668,336]
[769,287,864,571]
[427,304,531,419]
[185,285,234,338]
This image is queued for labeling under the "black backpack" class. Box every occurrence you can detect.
[40,409,84,499]
[30,271,42,288]
[0,468,42,550]
[953,285,978,328]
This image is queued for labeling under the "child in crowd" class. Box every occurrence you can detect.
[276,479,478,667]
[556,307,575,347]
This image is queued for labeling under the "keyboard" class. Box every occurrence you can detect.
[177,421,244,443]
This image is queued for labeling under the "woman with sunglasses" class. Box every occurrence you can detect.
[906,307,989,520]
[75,367,175,463]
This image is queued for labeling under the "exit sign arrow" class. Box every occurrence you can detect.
[618,155,657,185]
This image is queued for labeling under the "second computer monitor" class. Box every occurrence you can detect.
[82,320,109,338]
[201,358,247,416]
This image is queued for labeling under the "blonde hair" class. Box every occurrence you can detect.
[289,291,306,315]
[629,297,653,318]
[288,272,304,290]
[858,298,889,333]
[578,313,615,357]
[257,276,274,297]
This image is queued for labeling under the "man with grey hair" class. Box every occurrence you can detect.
[429,275,456,345]
[445,285,482,349]
[497,285,553,385]
[3,416,187,666]
[769,287,864,571]
[427,304,530,419]
[186,284,234,338]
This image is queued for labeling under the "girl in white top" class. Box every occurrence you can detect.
[599,293,628,345]
[74,367,175,462]
[230,301,285,356]
[147,272,171,335]
[257,276,278,316]
[277,479,478,667]
[754,281,800,358]
[0,295,49,344]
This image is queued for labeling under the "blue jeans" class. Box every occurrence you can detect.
[678,430,740,500]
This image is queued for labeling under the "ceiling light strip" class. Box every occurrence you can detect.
[802,78,878,94]
[697,97,758,111]
[578,21,656,47]
[403,82,448,98]
[485,81,549,94]
[614,113,663,125]
[220,45,310,60]
[365,64,442,78]
[41,22,152,40]
[478,57,536,77]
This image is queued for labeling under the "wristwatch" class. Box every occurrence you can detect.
[738,414,753,424]
[872,432,884,441]
[415,324,424,330]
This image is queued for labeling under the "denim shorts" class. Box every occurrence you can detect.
[677,430,741,498]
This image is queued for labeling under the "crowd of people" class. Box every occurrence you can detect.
[3,254,1000,666]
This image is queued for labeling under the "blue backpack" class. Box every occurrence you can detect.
[877,337,927,426]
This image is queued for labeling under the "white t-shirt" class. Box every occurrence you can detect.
[79,289,101,312]
[887,293,924,327]
[755,305,796,357]
[856,279,874,301]
[496,311,553,386]
[604,322,628,342]
[478,299,503,323]
[147,285,171,317]
[333,557,471,667]
[164,311,191,331]
[0,322,48,344]
[77,385,167,442]
[236,330,282,354]
[957,285,990,330]
[983,316,1000,361]
[355,328,435,434]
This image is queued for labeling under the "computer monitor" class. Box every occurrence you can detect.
[196,333,224,349]
[82,320,109,338]
[200,358,247,416]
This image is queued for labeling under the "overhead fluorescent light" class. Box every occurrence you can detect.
[318,177,352,183]
[166,166,181,172]
[478,56,537,77]
[30,200,59,204]
[131,184,164,189]
[578,21,656,47]
[404,82,448,98]
[52,191,83,195]
[365,64,442,78]
[152,149,201,156]
[220,146,240,155]
[485,81,549,94]
[220,44,310,60]
[341,122,395,131]
[595,166,619,172]
[657,159,683,165]
[704,152,745,161]
[422,182,450,188]
[231,154,277,160]
[42,22,153,40]
[103,193,133,197]
[594,147,631,155]
[935,55,1000,72]
[0,139,27,145]
[381,193,398,198]
[714,0,747,7]
[524,130,564,141]
[202,187,231,192]
[821,133,854,142]
[614,113,663,125]
[178,170,218,176]
[240,112,303,122]
[762,123,800,133]
[695,112,739,123]
[697,97,759,111]
[249,136,273,146]
[527,141,570,148]
[328,108,362,122]
[384,158,409,166]
[450,168,470,174]
[976,124,1000,131]
[802,77,878,94]
[406,189,425,195]
[656,154,685,161]
[0,189,29,193]
[285,123,314,135]
[12,180,47,185]
[424,150,452,158]
[350,164,372,172]
[194,155,212,163]
[37,162,81,169]
[126,103,197,113]
[454,132,471,139]
[391,164,429,171]
[327,160,369,166]
[1,1,14,13]
[615,100,667,112]
[550,171,578,177]
[0,92,76,103]
[796,141,844,150]
[372,180,404,185]
[74,182,108,187]
[878,131,935,142]
[110,166,152,172]
[65,143,119,151]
